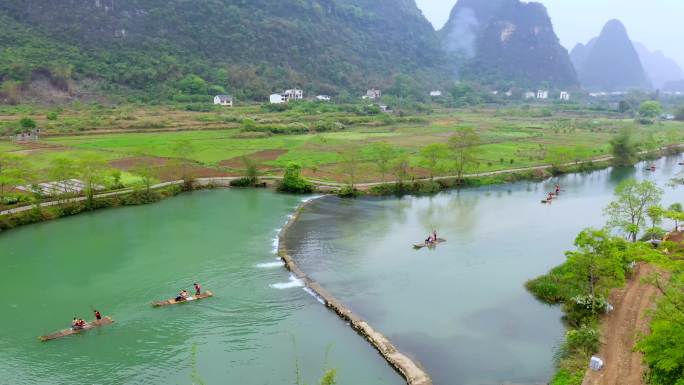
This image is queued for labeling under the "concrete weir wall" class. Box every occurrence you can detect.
[278,199,433,385]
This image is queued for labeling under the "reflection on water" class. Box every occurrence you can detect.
[285,156,684,385]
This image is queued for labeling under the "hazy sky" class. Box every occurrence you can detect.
[415,0,684,66]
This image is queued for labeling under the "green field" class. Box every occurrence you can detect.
[2,104,683,186]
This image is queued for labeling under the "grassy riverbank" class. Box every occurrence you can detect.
[526,178,684,385]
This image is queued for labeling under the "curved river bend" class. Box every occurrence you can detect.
[284,156,684,385]
[0,156,682,385]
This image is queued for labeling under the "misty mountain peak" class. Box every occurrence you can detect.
[571,19,651,91]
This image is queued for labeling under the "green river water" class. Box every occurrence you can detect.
[284,156,684,385]
[0,190,402,385]
[1,157,683,385]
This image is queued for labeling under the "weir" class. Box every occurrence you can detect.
[278,198,433,385]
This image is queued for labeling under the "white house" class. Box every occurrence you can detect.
[270,94,285,104]
[316,95,331,102]
[429,90,442,97]
[363,88,381,100]
[537,90,549,99]
[559,91,570,101]
[524,91,536,99]
[283,89,304,102]
[505,89,513,97]
[213,95,233,107]
[379,105,391,113]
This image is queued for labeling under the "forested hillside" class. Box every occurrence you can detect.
[0,0,450,102]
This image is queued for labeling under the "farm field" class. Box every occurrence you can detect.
[1,104,683,187]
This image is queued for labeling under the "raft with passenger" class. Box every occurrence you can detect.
[413,238,447,249]
[152,291,214,307]
[39,317,114,342]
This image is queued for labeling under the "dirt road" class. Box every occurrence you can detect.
[582,263,661,385]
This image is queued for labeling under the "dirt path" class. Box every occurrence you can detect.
[582,263,661,385]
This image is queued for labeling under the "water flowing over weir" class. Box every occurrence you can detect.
[277,197,434,385]
[281,156,684,385]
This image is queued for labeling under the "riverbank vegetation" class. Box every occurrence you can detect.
[526,178,684,385]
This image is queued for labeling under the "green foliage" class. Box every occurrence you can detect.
[0,0,448,100]
[639,101,663,119]
[0,153,29,201]
[368,143,398,182]
[278,162,312,194]
[19,117,36,130]
[449,127,481,181]
[604,179,663,242]
[609,128,638,166]
[46,111,58,120]
[419,143,449,180]
[637,278,684,385]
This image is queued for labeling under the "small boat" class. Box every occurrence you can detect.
[39,317,114,342]
[413,238,446,249]
[648,165,657,171]
[678,162,684,166]
[152,291,214,307]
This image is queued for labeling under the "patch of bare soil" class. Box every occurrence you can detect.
[109,157,168,170]
[219,149,288,169]
[582,263,662,385]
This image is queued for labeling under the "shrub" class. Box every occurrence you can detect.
[278,163,313,194]
[19,117,36,130]
[562,295,607,327]
[46,112,58,120]
[337,185,360,198]
[229,177,254,187]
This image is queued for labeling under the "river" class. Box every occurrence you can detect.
[0,190,402,385]
[284,156,684,385]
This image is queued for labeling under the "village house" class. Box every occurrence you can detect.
[559,91,570,101]
[13,129,41,142]
[363,88,381,100]
[524,91,536,99]
[316,95,331,102]
[283,89,304,102]
[536,90,549,99]
[213,95,233,107]
[429,90,442,97]
[269,89,304,104]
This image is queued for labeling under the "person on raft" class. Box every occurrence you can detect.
[93,309,102,321]
[432,230,438,241]
[194,283,201,296]
[425,236,433,245]
[555,184,561,194]
[175,290,189,302]
[71,318,86,330]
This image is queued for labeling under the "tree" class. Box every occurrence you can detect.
[242,156,259,185]
[278,162,313,193]
[448,127,481,182]
[639,101,663,119]
[675,105,684,121]
[618,100,633,114]
[369,143,396,182]
[604,179,663,242]
[132,160,158,194]
[170,139,196,188]
[48,157,78,199]
[647,205,665,231]
[19,117,36,131]
[76,153,109,208]
[178,74,208,95]
[392,153,411,185]
[609,128,638,166]
[0,153,28,202]
[419,143,449,180]
[338,147,362,189]
[665,203,684,231]
[564,229,628,308]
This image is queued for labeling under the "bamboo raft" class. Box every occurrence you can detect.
[413,238,447,249]
[152,291,213,307]
[39,317,114,342]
